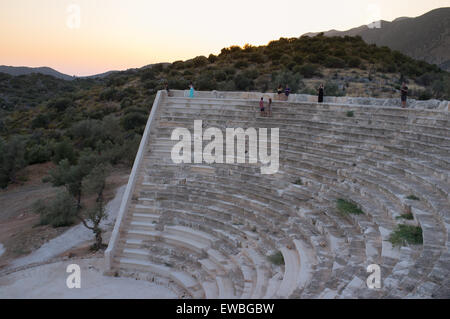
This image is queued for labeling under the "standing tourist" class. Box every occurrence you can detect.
[165,82,172,97]
[189,83,195,98]
[401,82,408,108]
[260,97,266,116]
[284,85,291,100]
[318,83,324,103]
[268,98,273,117]
[277,84,284,95]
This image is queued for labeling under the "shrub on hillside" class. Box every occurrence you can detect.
[121,112,148,132]
[107,75,128,87]
[142,79,159,92]
[26,143,52,165]
[297,64,321,78]
[193,56,209,68]
[248,52,265,64]
[120,97,133,109]
[325,81,345,97]
[234,60,249,69]
[243,68,259,80]
[307,53,326,64]
[0,136,26,188]
[101,115,123,144]
[196,72,217,91]
[0,97,13,111]
[52,138,77,165]
[33,190,78,228]
[140,68,156,82]
[292,53,304,65]
[121,87,138,99]
[31,113,50,129]
[234,74,253,91]
[324,56,347,68]
[417,89,433,101]
[119,135,141,166]
[171,60,185,70]
[224,67,237,76]
[208,54,218,63]
[68,119,103,149]
[431,78,450,100]
[99,87,119,101]
[255,74,271,92]
[167,77,190,90]
[346,56,362,68]
[48,98,73,112]
[214,71,227,82]
[272,71,305,93]
[217,80,236,91]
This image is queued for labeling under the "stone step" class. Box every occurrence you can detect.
[276,247,302,298]
[117,257,203,298]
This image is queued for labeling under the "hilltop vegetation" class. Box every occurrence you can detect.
[304,7,450,72]
[0,34,449,191]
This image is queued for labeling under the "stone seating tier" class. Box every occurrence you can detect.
[105,91,449,299]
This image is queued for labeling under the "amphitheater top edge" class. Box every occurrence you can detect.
[160,90,449,112]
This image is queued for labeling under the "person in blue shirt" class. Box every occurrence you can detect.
[284,85,291,99]
[189,83,195,98]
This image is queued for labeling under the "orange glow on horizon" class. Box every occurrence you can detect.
[1,0,449,76]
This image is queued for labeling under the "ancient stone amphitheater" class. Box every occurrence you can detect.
[105,90,449,299]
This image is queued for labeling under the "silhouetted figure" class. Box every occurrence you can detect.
[401,82,408,108]
[318,84,324,103]
[165,83,171,96]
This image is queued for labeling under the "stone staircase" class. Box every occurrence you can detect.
[105,90,449,298]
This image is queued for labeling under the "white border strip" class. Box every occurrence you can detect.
[104,90,164,270]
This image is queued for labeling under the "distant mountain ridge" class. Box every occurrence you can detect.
[0,65,119,81]
[0,64,167,81]
[303,7,450,71]
[0,66,76,81]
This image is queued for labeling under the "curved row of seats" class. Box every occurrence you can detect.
[109,94,449,298]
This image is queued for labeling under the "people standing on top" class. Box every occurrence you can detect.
[267,98,273,117]
[318,83,324,103]
[189,83,195,98]
[259,97,266,116]
[165,82,171,96]
[401,82,408,108]
[284,85,291,100]
[277,84,284,95]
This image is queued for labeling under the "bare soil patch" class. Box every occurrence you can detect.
[0,162,130,269]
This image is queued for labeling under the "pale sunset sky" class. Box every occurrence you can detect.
[0,0,449,76]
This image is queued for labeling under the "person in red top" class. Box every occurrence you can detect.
[260,97,266,117]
